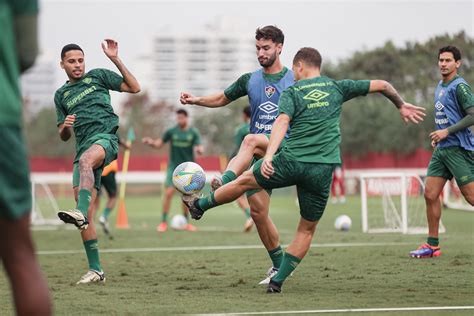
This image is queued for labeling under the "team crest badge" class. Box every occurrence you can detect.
[83,77,92,84]
[438,89,444,98]
[265,86,276,98]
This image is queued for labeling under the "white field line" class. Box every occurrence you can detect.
[37,241,413,255]
[191,305,474,316]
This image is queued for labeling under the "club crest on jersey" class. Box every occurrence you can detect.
[438,89,445,98]
[265,86,276,98]
[83,77,92,84]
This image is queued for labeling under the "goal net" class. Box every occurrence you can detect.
[442,180,474,212]
[360,172,446,234]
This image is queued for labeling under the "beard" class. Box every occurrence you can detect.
[258,51,278,68]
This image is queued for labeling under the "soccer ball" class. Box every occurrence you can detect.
[170,214,187,230]
[334,215,352,231]
[172,162,206,195]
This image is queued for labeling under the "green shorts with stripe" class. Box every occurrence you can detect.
[427,147,474,186]
[0,126,32,220]
[253,152,335,221]
[73,133,119,191]
[98,172,117,197]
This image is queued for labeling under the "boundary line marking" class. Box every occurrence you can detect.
[37,241,412,255]
[191,305,474,315]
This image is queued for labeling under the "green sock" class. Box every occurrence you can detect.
[197,192,220,211]
[77,189,92,218]
[102,207,112,219]
[222,170,237,185]
[268,245,283,268]
[161,212,168,223]
[427,237,439,247]
[244,208,251,219]
[83,239,102,272]
[272,252,301,285]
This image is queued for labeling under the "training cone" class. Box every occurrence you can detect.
[116,199,130,229]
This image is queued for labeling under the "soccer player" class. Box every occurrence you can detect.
[410,46,474,259]
[180,26,294,283]
[331,163,346,203]
[0,0,52,314]
[183,47,425,293]
[55,40,140,284]
[95,139,131,236]
[142,109,203,232]
[231,106,254,232]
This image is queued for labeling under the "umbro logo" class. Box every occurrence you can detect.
[265,86,276,98]
[259,101,278,114]
[303,89,329,102]
[435,101,444,111]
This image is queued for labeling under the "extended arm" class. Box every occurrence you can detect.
[14,12,38,72]
[261,114,290,179]
[142,137,164,149]
[58,114,76,142]
[180,91,231,108]
[369,80,426,123]
[102,39,140,93]
[194,144,204,156]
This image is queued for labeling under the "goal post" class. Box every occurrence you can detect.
[360,172,446,234]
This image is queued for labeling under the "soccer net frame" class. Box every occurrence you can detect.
[360,172,446,235]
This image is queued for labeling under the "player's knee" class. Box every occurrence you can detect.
[465,194,474,206]
[424,187,440,203]
[242,134,258,150]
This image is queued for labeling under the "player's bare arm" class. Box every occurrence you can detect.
[369,80,426,123]
[261,114,290,179]
[142,137,164,149]
[58,114,76,141]
[102,39,140,93]
[194,145,204,156]
[180,91,231,108]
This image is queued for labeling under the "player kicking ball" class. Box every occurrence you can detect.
[55,40,140,284]
[184,47,425,293]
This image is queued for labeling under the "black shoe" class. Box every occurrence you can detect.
[266,280,282,293]
[182,194,204,220]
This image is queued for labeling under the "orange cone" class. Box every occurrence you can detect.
[116,199,130,229]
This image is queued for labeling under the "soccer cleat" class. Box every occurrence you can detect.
[182,194,204,220]
[184,223,198,232]
[409,243,441,258]
[157,222,168,232]
[243,218,254,232]
[99,215,111,236]
[259,266,279,285]
[58,209,88,230]
[266,280,282,294]
[210,175,223,192]
[76,270,106,284]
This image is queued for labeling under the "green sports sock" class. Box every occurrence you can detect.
[197,192,220,211]
[268,245,283,268]
[272,252,301,285]
[221,170,237,185]
[427,237,439,247]
[102,207,112,219]
[161,212,168,223]
[77,189,92,218]
[244,208,251,219]
[83,239,102,272]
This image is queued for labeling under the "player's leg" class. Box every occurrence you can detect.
[158,186,175,232]
[236,194,253,232]
[215,134,269,189]
[0,215,52,315]
[459,182,474,205]
[451,148,474,206]
[181,191,198,232]
[99,173,117,236]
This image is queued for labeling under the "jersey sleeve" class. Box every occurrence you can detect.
[278,89,296,119]
[91,68,124,92]
[10,0,39,15]
[337,79,371,102]
[192,128,202,146]
[54,90,67,126]
[224,73,252,101]
[456,83,474,111]
[161,128,172,143]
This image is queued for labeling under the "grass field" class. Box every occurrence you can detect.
[1,190,473,315]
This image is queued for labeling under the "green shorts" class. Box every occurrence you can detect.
[0,126,31,220]
[73,133,119,190]
[99,172,117,197]
[253,152,335,221]
[427,147,474,186]
[165,165,176,188]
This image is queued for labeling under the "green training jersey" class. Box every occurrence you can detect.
[224,67,290,101]
[162,125,201,166]
[0,0,38,126]
[231,122,250,157]
[54,68,123,151]
[279,76,370,163]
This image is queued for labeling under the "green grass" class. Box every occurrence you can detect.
[1,191,473,315]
